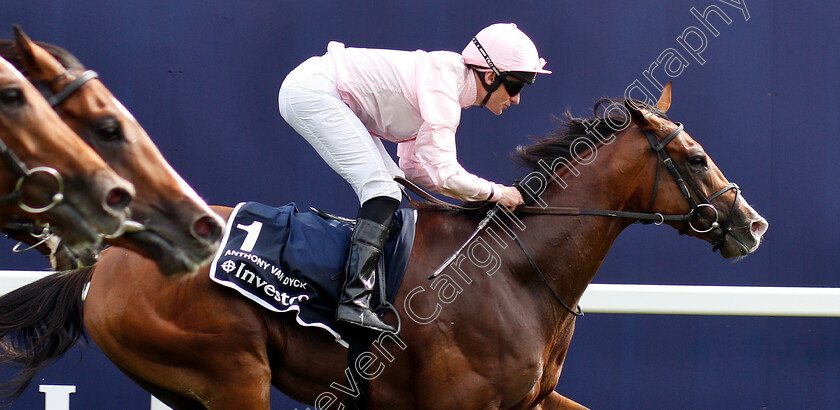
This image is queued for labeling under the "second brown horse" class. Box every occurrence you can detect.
[1,28,224,274]
[0,54,133,248]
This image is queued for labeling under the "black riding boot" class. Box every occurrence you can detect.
[336,197,399,333]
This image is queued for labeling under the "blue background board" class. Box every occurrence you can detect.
[0,1,838,408]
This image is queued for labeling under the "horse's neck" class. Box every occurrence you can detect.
[516,209,627,318]
[516,140,645,319]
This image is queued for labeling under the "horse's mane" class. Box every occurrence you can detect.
[513,98,669,171]
[511,100,617,175]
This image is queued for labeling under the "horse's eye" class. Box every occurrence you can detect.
[94,117,124,141]
[689,156,707,167]
[0,87,24,106]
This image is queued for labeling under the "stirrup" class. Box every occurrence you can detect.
[336,304,397,333]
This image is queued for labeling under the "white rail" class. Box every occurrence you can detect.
[579,283,840,317]
[2,270,839,317]
[0,270,53,295]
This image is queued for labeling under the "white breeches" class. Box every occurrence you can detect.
[278,56,403,205]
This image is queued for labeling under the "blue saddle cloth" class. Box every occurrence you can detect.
[209,202,416,346]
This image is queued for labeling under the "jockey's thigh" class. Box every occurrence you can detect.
[278,57,401,204]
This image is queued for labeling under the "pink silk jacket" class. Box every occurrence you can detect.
[327,41,503,202]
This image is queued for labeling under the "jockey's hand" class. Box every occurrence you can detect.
[497,185,524,210]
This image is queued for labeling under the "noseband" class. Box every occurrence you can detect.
[0,70,98,213]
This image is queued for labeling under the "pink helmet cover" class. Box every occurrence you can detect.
[462,23,551,74]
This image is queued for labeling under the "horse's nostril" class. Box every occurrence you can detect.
[751,219,768,237]
[104,187,132,212]
[192,215,222,243]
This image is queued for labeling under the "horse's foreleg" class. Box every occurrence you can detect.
[534,391,588,410]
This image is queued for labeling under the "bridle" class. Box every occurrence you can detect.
[517,115,745,253]
[416,106,748,317]
[0,70,98,221]
[516,118,745,314]
[637,121,742,252]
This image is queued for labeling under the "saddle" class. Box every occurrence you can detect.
[208,201,416,347]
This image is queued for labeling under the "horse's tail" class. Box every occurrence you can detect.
[0,267,94,404]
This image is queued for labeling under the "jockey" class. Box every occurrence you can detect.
[278,23,551,333]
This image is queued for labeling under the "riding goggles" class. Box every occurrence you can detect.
[499,74,526,96]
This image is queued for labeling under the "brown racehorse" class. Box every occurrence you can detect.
[0,54,133,249]
[0,84,768,409]
[0,28,224,275]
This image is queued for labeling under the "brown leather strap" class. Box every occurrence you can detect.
[395,176,481,211]
[517,205,692,222]
[395,177,690,223]
[515,206,581,215]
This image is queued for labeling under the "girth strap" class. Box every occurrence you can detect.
[343,332,374,410]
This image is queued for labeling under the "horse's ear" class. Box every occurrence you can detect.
[13,25,65,82]
[13,26,37,72]
[624,98,666,131]
[656,82,672,113]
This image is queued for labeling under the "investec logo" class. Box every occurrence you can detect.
[38,385,172,409]
[229,261,310,306]
[222,249,309,290]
